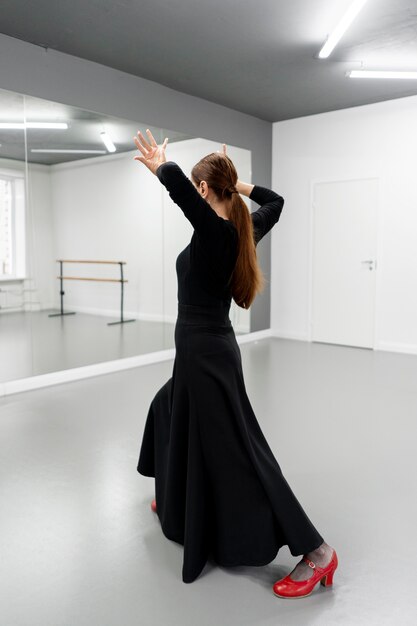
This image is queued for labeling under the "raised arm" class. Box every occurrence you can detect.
[155,161,232,236]
[237,180,284,245]
[133,129,232,242]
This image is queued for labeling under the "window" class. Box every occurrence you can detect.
[0,170,25,280]
[0,176,13,276]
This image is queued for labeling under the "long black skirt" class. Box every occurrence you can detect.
[137,303,324,583]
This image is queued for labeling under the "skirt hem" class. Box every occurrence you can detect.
[211,545,283,569]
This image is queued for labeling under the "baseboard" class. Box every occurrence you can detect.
[0,349,176,398]
[377,341,417,356]
[270,331,417,356]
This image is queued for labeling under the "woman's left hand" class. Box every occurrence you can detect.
[133,129,169,175]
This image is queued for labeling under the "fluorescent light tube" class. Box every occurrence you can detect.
[26,122,68,129]
[0,122,68,129]
[31,149,107,154]
[348,70,417,79]
[100,131,116,153]
[318,0,368,59]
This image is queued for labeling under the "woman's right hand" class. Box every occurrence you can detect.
[219,143,254,196]
[133,129,169,175]
[236,180,255,197]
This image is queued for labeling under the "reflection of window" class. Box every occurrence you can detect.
[0,176,13,276]
[0,171,25,279]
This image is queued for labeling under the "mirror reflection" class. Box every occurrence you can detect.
[0,88,251,383]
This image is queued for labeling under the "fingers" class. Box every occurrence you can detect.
[146,128,158,148]
[134,130,168,153]
[133,135,148,157]
[222,143,227,155]
[136,130,152,151]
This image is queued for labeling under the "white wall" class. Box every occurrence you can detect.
[271,94,417,355]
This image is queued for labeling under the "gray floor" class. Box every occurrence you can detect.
[0,310,248,382]
[0,309,175,382]
[1,337,417,626]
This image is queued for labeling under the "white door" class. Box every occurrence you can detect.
[311,178,378,349]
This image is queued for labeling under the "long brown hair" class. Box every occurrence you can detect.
[191,152,265,309]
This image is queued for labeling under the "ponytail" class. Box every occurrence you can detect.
[227,192,265,309]
[191,152,265,309]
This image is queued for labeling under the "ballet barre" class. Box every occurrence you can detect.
[49,259,135,325]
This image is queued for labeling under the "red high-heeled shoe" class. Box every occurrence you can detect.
[150,498,157,513]
[273,549,338,598]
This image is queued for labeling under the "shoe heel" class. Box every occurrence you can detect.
[321,563,337,586]
[320,550,338,586]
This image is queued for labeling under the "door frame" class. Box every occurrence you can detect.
[307,176,384,350]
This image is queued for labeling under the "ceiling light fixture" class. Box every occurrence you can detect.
[0,122,68,129]
[318,0,369,59]
[347,70,417,79]
[100,131,116,153]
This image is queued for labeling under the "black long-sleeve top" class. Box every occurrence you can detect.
[156,161,284,307]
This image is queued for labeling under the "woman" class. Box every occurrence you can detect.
[134,129,338,598]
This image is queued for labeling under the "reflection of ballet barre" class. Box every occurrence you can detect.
[49,259,135,326]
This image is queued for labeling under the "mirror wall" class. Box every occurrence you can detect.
[0,88,252,383]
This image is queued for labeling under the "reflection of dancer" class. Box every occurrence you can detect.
[133,129,338,597]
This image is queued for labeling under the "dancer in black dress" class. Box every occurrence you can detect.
[133,129,338,598]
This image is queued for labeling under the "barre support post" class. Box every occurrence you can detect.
[108,261,135,325]
[48,260,76,318]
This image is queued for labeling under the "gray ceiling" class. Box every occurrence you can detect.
[1,0,417,123]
